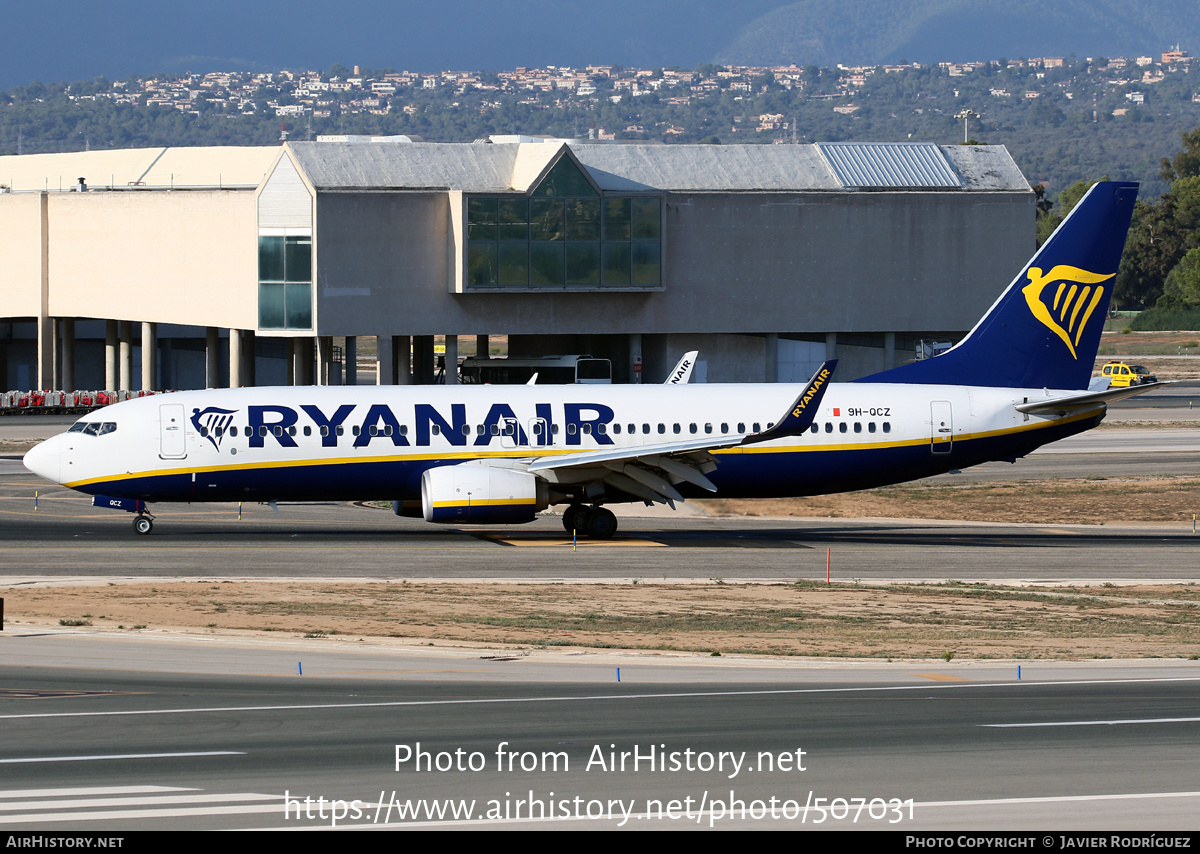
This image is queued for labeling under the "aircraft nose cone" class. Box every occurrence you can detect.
[23,436,62,483]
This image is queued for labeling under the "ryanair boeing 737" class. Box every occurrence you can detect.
[24,182,1159,538]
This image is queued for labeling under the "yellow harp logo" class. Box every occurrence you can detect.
[1021,265,1114,359]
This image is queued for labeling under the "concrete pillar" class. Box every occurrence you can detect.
[764,333,779,383]
[229,329,242,389]
[60,319,75,392]
[141,322,156,391]
[884,331,896,371]
[35,318,52,390]
[37,193,52,390]
[345,336,357,386]
[243,330,256,387]
[413,335,435,384]
[629,333,642,384]
[317,336,334,386]
[205,327,219,388]
[50,318,60,389]
[395,335,411,385]
[118,321,132,390]
[475,334,489,358]
[443,335,458,385]
[293,338,314,385]
[825,331,838,361]
[376,334,393,385]
[105,320,117,391]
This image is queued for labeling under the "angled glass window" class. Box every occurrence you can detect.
[465,154,660,290]
[533,157,598,198]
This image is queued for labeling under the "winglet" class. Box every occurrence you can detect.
[744,360,837,445]
[665,351,699,384]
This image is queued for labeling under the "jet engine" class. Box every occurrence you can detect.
[421,463,549,524]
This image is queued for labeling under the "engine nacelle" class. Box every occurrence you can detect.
[421,464,549,524]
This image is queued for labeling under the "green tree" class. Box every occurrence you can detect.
[1160,127,1200,182]
[1035,178,1096,246]
[1160,247,1200,307]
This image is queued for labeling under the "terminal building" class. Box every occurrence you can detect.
[0,138,1035,391]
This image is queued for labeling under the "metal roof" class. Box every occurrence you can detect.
[0,146,276,192]
[816,142,962,189]
[284,140,1029,194]
[288,142,520,192]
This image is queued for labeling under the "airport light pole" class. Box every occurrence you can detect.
[955,109,979,143]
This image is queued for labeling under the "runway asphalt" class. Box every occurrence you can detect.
[1,633,1199,830]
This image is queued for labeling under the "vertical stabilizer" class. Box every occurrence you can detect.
[860,181,1138,390]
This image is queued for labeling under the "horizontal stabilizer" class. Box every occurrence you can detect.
[1015,382,1171,417]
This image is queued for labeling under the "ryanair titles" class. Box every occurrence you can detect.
[193,402,618,450]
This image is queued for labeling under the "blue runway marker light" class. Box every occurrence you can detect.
[616,668,620,682]
[298,662,302,676]
[1018,665,1022,680]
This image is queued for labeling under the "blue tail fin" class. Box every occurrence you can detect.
[859,181,1138,390]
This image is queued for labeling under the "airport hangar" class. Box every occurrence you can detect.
[0,138,1035,392]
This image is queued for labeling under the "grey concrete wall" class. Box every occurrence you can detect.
[311,190,1034,340]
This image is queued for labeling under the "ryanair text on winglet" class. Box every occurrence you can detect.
[791,367,831,418]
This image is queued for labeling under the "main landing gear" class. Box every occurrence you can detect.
[562,504,617,540]
[133,513,154,535]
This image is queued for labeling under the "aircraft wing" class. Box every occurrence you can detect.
[526,361,836,506]
[1014,381,1171,417]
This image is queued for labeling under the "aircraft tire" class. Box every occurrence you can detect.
[562,505,585,533]
[133,516,153,535]
[582,507,617,539]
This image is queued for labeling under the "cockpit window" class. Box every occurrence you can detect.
[68,421,116,436]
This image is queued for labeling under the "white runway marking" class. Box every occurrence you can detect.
[0,750,244,763]
[1,676,1199,721]
[984,716,1200,728]
[0,786,279,826]
[921,790,1200,806]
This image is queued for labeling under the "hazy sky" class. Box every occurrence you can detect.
[4,0,784,89]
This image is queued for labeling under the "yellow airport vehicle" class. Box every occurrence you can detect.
[1100,361,1157,388]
